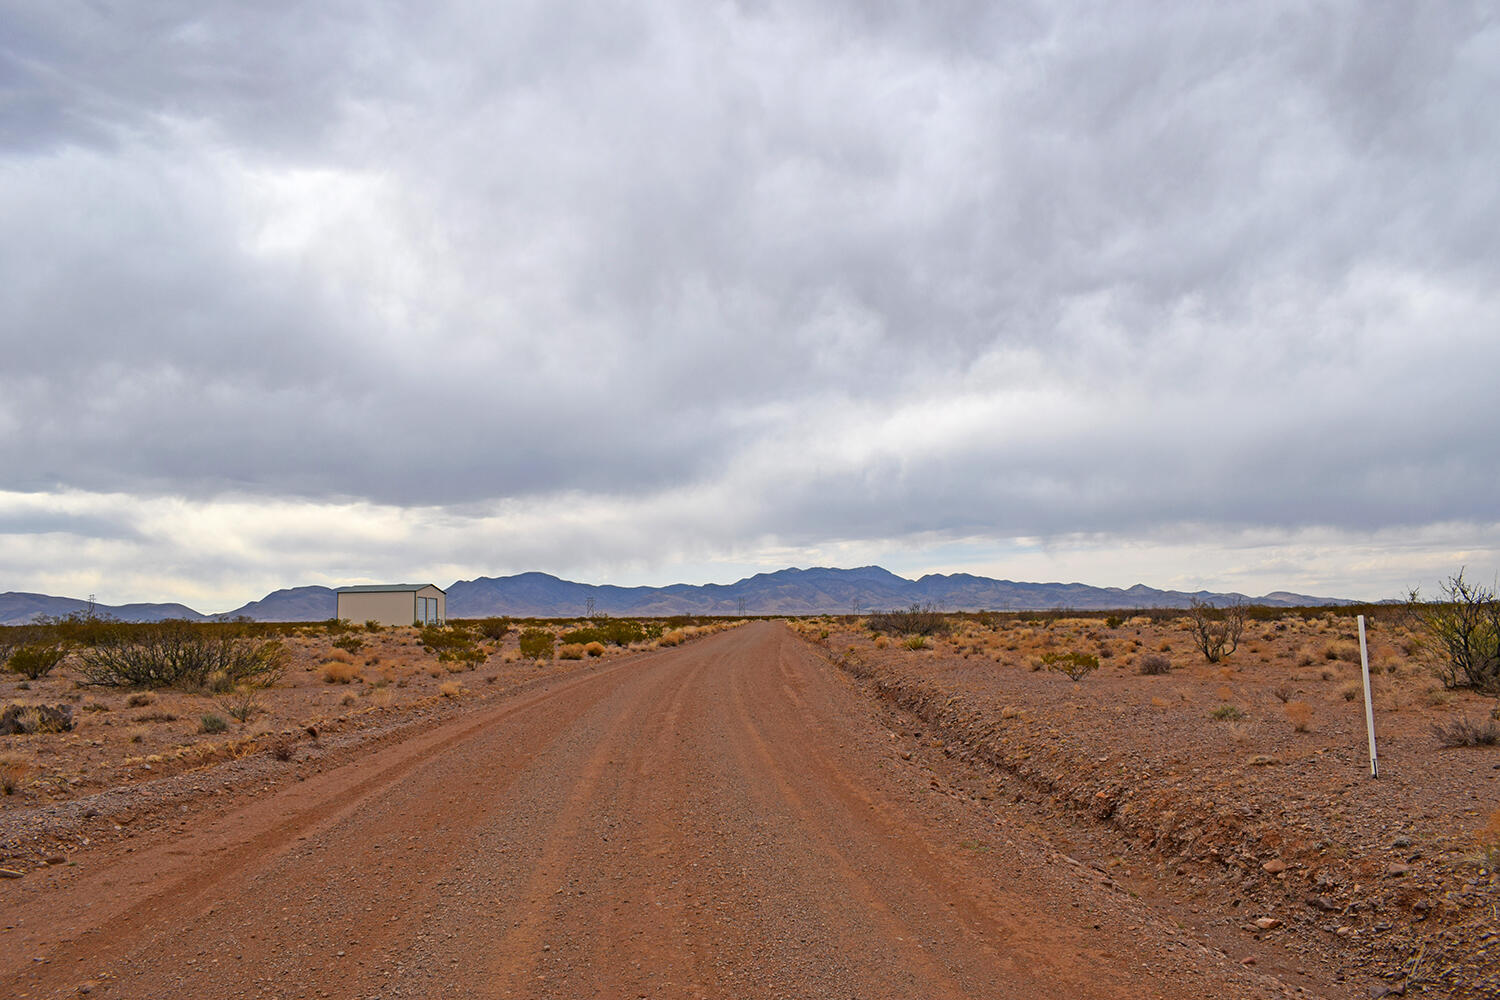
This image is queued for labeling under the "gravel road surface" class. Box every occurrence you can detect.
[1,622,1324,999]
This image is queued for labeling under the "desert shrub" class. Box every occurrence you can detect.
[421,625,487,667]
[558,643,586,660]
[333,634,365,654]
[1,703,74,734]
[1339,680,1362,702]
[439,681,462,698]
[475,617,511,642]
[1105,615,1124,629]
[126,692,153,708]
[1137,653,1172,675]
[0,754,32,795]
[518,628,554,659]
[873,635,889,649]
[322,661,359,684]
[1042,651,1099,681]
[1211,704,1244,721]
[218,688,262,723]
[29,610,127,647]
[1323,640,1360,663]
[559,618,654,646]
[1272,683,1295,703]
[1186,599,1246,663]
[364,619,383,632]
[658,629,688,648]
[584,641,605,657]
[77,622,285,690]
[1431,716,1499,748]
[199,712,229,734]
[6,642,68,680]
[903,635,929,650]
[1408,570,1500,693]
[867,604,950,637]
[1284,701,1313,731]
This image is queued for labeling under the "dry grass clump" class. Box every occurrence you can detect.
[659,629,689,647]
[439,681,463,699]
[1284,701,1314,732]
[1478,809,1500,868]
[557,643,586,661]
[1137,653,1171,675]
[584,641,606,658]
[0,754,33,795]
[1323,640,1361,663]
[322,660,360,684]
[1432,716,1499,748]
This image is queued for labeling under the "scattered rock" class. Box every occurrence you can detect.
[1262,858,1288,874]
[1255,917,1281,930]
[0,868,24,879]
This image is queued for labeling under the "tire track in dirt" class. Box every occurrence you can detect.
[3,622,1321,1000]
[0,657,645,999]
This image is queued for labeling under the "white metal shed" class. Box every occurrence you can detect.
[335,584,446,627]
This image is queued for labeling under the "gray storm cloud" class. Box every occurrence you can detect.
[1,0,1497,602]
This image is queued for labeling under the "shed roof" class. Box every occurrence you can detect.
[335,584,446,594]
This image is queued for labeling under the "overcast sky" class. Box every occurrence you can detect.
[2,1,1497,611]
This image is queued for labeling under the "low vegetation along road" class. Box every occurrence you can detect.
[3,623,1325,999]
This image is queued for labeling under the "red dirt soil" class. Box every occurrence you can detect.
[0,622,1344,999]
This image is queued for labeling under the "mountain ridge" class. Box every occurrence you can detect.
[0,567,1360,624]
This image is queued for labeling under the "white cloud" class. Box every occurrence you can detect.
[1,2,1497,604]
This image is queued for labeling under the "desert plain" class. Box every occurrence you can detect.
[0,610,1496,999]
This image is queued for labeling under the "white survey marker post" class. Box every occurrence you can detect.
[1358,614,1379,778]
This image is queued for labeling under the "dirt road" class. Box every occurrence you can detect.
[1,623,1323,999]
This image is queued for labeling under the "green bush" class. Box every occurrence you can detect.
[332,634,364,654]
[1211,705,1245,721]
[518,628,553,659]
[77,621,286,690]
[1041,651,1099,681]
[199,713,229,734]
[420,625,487,666]
[867,604,950,637]
[6,643,68,680]
[30,610,127,647]
[475,617,511,642]
[558,618,655,646]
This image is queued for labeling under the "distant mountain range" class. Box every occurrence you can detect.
[0,566,1357,625]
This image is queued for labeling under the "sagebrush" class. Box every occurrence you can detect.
[77,621,285,690]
